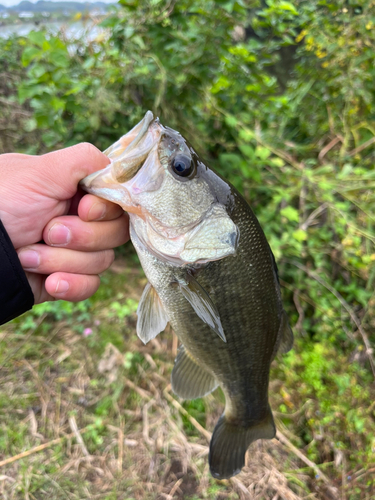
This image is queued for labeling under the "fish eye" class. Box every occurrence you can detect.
[171,155,194,177]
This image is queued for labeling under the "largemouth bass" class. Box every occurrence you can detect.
[81,111,293,479]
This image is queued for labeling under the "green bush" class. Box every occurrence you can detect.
[1,0,375,491]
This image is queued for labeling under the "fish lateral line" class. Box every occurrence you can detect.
[79,111,294,480]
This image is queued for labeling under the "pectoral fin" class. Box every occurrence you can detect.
[177,274,226,342]
[136,282,169,344]
[172,345,218,399]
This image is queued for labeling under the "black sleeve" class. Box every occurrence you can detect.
[0,220,34,325]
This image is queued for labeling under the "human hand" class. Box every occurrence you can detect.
[0,143,129,304]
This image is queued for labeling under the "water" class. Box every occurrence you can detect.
[0,21,105,40]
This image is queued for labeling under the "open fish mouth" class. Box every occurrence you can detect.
[81,111,240,267]
[104,110,155,159]
[80,111,161,196]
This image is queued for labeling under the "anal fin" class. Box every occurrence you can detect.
[171,345,218,400]
[136,282,168,344]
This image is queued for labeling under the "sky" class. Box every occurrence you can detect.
[1,0,116,6]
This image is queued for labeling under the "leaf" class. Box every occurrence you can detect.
[292,229,307,241]
[239,128,255,141]
[211,76,230,94]
[28,31,45,47]
[28,63,47,79]
[224,115,238,128]
[239,144,255,159]
[50,97,65,111]
[83,57,96,70]
[270,157,285,167]
[123,26,135,38]
[21,47,40,67]
[133,35,145,49]
[24,118,37,132]
[18,84,45,102]
[219,153,242,169]
[240,163,261,181]
[255,146,271,160]
[281,206,299,222]
[279,2,299,15]
[65,83,86,96]
[41,131,61,147]
[49,49,69,68]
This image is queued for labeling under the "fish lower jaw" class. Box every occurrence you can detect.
[137,236,237,267]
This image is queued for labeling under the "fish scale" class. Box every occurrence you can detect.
[131,186,284,474]
[80,111,293,479]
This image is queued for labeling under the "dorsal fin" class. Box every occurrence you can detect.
[278,310,294,354]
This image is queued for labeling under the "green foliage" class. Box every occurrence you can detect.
[109,298,138,320]
[1,0,375,493]
[181,397,207,436]
[84,417,106,448]
[32,297,92,322]
[275,336,375,472]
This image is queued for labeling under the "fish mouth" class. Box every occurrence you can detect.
[80,111,162,208]
[104,110,155,161]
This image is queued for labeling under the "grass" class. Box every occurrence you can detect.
[0,252,374,499]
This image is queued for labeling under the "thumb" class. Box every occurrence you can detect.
[40,143,110,199]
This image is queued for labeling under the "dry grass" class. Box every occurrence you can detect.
[0,256,370,499]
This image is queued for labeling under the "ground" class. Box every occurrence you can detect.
[0,253,367,499]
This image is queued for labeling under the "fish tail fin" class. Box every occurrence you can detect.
[209,406,276,480]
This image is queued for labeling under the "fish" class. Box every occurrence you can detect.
[80,111,293,479]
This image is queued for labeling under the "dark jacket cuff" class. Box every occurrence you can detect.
[0,219,34,325]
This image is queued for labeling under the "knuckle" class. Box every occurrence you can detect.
[95,250,115,272]
[105,249,115,268]
[73,142,109,177]
[80,276,91,296]
[80,275,100,299]
[70,142,106,170]
[76,142,101,159]
[77,226,96,251]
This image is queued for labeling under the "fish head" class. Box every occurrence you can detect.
[81,111,239,266]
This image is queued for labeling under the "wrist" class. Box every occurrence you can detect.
[0,211,17,249]
[0,219,34,324]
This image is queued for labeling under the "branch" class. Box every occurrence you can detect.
[0,427,91,468]
[318,136,342,161]
[163,386,211,441]
[276,430,337,491]
[283,260,375,378]
[68,415,89,456]
[348,136,375,157]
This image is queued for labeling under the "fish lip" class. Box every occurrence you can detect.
[80,111,161,191]
[102,111,155,159]
[121,110,155,154]
[109,113,164,184]
[80,163,112,189]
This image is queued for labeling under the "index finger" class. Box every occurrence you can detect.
[39,143,110,199]
[78,193,124,222]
